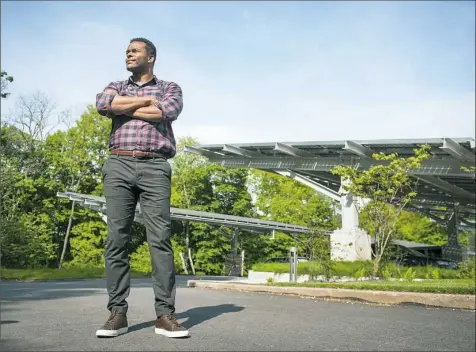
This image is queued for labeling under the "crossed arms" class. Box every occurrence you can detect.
[96,81,183,122]
[107,93,163,121]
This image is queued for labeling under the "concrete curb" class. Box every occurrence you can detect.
[186,280,476,310]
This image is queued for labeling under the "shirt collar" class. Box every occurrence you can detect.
[127,75,158,87]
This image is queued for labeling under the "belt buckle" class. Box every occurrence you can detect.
[132,150,138,158]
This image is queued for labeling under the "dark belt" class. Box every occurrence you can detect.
[110,149,166,159]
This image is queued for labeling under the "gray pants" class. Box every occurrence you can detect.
[102,155,175,317]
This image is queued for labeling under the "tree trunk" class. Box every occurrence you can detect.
[372,255,381,279]
[59,200,75,269]
[184,221,195,275]
[185,221,190,248]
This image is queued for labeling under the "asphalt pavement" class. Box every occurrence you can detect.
[1,276,475,351]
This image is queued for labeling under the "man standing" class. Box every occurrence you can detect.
[95,38,188,338]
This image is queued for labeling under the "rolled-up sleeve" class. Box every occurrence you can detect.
[154,82,183,122]
[96,82,121,118]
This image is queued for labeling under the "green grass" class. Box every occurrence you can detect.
[252,261,377,276]
[0,267,150,281]
[251,261,473,280]
[268,279,475,295]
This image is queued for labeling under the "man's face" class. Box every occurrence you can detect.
[125,41,153,72]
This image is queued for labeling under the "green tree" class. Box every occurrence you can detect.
[0,93,60,267]
[248,169,339,260]
[170,136,213,209]
[45,106,112,267]
[169,136,214,273]
[131,136,257,276]
[394,210,447,245]
[192,165,255,275]
[0,216,46,268]
[1,70,13,99]
[332,145,432,277]
[0,101,115,269]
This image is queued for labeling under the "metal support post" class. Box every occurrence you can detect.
[289,246,298,282]
[232,228,239,255]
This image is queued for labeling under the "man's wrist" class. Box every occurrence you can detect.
[136,97,152,106]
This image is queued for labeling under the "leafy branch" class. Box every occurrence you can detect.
[331,144,432,277]
[1,70,14,99]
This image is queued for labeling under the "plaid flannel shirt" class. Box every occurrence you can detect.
[96,76,183,158]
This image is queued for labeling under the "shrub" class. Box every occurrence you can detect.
[251,260,465,281]
[431,268,441,280]
[130,240,185,275]
[130,242,152,274]
[353,267,367,281]
[457,259,476,280]
[381,265,392,280]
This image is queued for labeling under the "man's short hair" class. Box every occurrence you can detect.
[130,37,157,63]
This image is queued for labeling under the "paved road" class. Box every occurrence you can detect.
[1,277,475,351]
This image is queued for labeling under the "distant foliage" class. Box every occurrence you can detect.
[0,95,458,274]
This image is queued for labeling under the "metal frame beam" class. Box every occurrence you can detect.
[57,192,318,235]
[406,203,475,228]
[274,143,314,157]
[417,175,476,202]
[406,204,448,224]
[222,144,263,158]
[183,146,223,158]
[297,170,341,185]
[440,137,476,162]
[273,170,341,202]
[343,140,373,159]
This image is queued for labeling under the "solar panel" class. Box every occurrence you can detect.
[56,192,316,235]
[185,137,476,226]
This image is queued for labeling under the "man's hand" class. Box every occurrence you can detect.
[124,99,163,121]
[110,95,153,115]
[105,86,162,121]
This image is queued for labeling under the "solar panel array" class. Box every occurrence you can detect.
[185,137,476,228]
[56,192,313,234]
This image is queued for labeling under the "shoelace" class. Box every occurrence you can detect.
[165,313,182,328]
[103,311,120,329]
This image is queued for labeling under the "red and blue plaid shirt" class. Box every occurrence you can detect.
[96,76,183,158]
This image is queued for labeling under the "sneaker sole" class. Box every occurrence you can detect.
[155,327,189,338]
[96,327,128,337]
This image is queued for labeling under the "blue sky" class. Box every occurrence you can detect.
[1,1,474,144]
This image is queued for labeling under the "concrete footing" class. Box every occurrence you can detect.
[330,228,372,261]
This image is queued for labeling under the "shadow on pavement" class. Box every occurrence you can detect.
[0,275,242,309]
[178,303,245,329]
[1,289,103,302]
[1,320,19,325]
[128,303,245,332]
[0,275,241,292]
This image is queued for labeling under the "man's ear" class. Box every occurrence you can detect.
[148,55,155,64]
